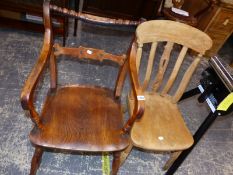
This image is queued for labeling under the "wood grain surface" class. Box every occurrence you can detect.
[30,86,129,152]
[129,92,194,151]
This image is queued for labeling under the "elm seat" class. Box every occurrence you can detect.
[129,92,193,151]
[30,86,129,152]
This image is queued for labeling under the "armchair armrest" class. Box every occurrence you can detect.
[20,32,52,110]
[20,1,53,129]
[123,41,145,133]
[20,30,52,128]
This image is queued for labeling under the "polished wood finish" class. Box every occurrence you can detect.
[53,44,126,65]
[183,0,233,57]
[30,147,44,175]
[30,86,129,152]
[111,152,121,175]
[21,1,53,129]
[122,41,145,133]
[20,1,144,174]
[121,20,212,169]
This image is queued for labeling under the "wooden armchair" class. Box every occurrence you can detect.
[20,1,144,174]
[120,20,212,170]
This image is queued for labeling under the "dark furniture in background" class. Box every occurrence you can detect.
[0,0,69,45]
[182,0,233,57]
[80,0,163,19]
[163,0,198,27]
[74,0,163,36]
[163,0,219,27]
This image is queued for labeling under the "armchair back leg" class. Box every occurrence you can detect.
[111,152,121,175]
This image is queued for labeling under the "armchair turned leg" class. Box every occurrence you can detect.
[30,147,44,175]
[163,151,182,170]
[111,152,121,175]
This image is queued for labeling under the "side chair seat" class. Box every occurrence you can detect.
[30,85,129,152]
[129,92,194,151]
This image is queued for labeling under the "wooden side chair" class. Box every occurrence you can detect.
[20,1,145,174]
[120,20,212,170]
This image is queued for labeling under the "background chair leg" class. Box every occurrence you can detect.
[121,104,128,113]
[163,151,182,170]
[111,152,121,175]
[30,147,44,175]
[119,142,133,166]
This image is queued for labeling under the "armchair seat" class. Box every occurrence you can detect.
[129,92,194,151]
[30,86,129,152]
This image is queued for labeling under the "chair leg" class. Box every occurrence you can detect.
[30,147,44,175]
[74,19,78,36]
[111,152,121,175]
[163,151,182,170]
[119,142,133,166]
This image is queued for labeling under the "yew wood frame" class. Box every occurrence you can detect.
[20,1,145,174]
[20,1,144,131]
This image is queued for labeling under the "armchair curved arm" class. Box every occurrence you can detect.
[123,41,145,133]
[20,1,53,129]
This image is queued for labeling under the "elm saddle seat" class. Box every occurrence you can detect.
[129,92,193,151]
[30,86,128,152]
[20,0,144,175]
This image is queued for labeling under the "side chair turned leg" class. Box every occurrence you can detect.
[120,142,133,166]
[30,147,44,175]
[111,152,121,175]
[163,151,182,170]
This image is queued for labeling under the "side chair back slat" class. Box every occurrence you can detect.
[134,20,212,101]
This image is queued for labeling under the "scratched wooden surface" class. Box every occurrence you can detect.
[0,21,232,175]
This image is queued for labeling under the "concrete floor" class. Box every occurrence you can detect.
[0,21,232,175]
